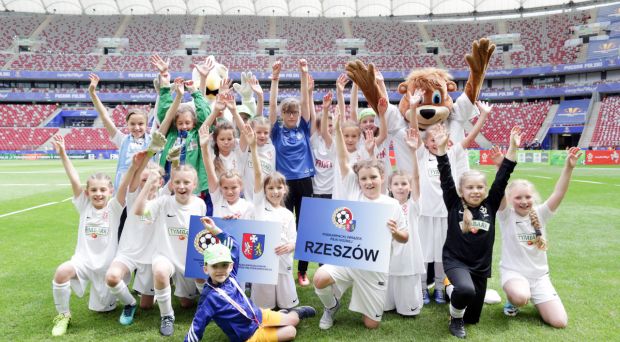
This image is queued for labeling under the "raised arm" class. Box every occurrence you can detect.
[299,59,310,123]
[375,97,388,146]
[435,124,460,209]
[350,83,359,121]
[335,73,349,121]
[334,110,351,178]
[241,124,262,194]
[151,55,171,123]
[193,57,214,98]
[199,123,219,193]
[461,100,492,148]
[52,134,82,198]
[268,61,282,126]
[88,73,116,137]
[407,89,424,133]
[158,77,184,136]
[320,91,333,148]
[374,69,389,100]
[405,128,421,201]
[505,126,522,162]
[134,170,159,216]
[307,75,317,136]
[546,147,581,212]
[116,151,146,207]
[203,92,227,131]
[249,75,264,118]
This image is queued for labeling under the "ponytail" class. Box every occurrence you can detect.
[460,199,475,233]
[529,209,548,251]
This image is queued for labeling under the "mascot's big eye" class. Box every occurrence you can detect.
[432,90,442,105]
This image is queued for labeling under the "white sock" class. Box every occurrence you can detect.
[315,285,337,309]
[450,303,466,318]
[109,281,136,306]
[421,263,428,288]
[155,286,174,317]
[445,283,454,299]
[52,281,71,314]
[195,281,205,294]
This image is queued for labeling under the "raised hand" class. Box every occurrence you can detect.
[222,92,236,111]
[219,77,232,97]
[489,145,504,166]
[434,124,450,156]
[377,97,388,117]
[173,77,185,96]
[242,123,256,148]
[51,134,66,153]
[249,75,263,96]
[307,74,315,93]
[214,93,227,114]
[322,91,333,107]
[336,73,349,93]
[408,89,425,106]
[405,127,419,150]
[184,79,196,93]
[150,54,169,75]
[233,72,254,100]
[88,73,99,93]
[193,58,214,79]
[132,150,147,166]
[364,129,376,154]
[198,123,211,148]
[298,59,308,73]
[509,126,523,149]
[565,146,582,169]
[271,61,282,80]
[166,145,182,167]
[475,100,493,117]
[200,216,222,235]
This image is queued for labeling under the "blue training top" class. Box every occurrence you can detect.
[271,117,315,180]
[185,231,263,342]
[114,132,152,190]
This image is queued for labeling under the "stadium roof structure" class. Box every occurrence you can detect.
[0,0,615,17]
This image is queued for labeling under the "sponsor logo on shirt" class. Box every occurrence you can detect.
[85,226,108,239]
[459,220,491,232]
[168,227,189,240]
[315,158,333,169]
[516,233,538,245]
[427,167,439,177]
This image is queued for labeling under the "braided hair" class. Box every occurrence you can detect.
[506,179,547,250]
[529,209,548,251]
[457,170,487,234]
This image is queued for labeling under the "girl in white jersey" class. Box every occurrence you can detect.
[50,134,133,337]
[243,125,299,310]
[105,154,165,326]
[134,165,206,337]
[310,91,336,199]
[498,146,581,328]
[384,127,426,316]
[200,123,255,220]
[313,110,408,330]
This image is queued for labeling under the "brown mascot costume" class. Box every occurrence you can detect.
[346,38,495,143]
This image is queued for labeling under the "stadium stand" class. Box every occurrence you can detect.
[0,127,58,150]
[0,104,57,127]
[590,96,620,148]
[63,127,116,150]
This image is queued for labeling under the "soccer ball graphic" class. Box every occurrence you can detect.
[332,207,354,232]
[195,231,219,253]
[335,209,351,225]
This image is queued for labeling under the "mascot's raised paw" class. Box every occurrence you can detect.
[345,60,381,114]
[465,38,496,102]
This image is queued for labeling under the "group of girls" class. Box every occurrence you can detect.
[49,56,579,340]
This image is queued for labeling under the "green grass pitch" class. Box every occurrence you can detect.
[1,160,619,341]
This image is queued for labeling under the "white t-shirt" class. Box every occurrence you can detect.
[356,138,391,179]
[341,172,407,266]
[390,199,426,276]
[146,195,206,272]
[333,148,370,200]
[117,190,158,264]
[209,139,242,174]
[239,143,276,201]
[211,190,255,220]
[71,192,123,273]
[498,203,554,278]
[253,190,297,274]
[447,93,475,144]
[418,143,469,217]
[310,133,336,195]
[385,105,415,175]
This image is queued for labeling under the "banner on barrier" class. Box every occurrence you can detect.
[585,150,620,165]
[185,216,280,285]
[295,197,394,273]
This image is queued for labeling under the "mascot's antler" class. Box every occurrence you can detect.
[345,60,381,114]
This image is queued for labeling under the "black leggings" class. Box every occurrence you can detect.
[285,177,314,274]
[445,267,488,324]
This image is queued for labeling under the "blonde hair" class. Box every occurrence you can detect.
[171,164,198,183]
[85,172,113,190]
[175,103,197,127]
[458,170,487,233]
[352,159,385,178]
[251,116,271,129]
[341,120,361,134]
[506,179,547,250]
[219,170,243,187]
[263,172,289,206]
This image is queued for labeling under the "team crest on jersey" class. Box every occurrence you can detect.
[242,233,265,260]
[194,229,220,254]
[332,207,356,232]
[168,227,189,240]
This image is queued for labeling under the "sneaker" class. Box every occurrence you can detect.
[159,315,175,336]
[434,289,446,304]
[503,301,519,317]
[51,313,71,336]
[422,288,431,305]
[319,298,341,330]
[290,306,316,320]
[119,304,137,325]
[297,272,310,287]
[449,316,466,339]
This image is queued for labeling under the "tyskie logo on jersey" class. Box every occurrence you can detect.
[242,233,265,260]
[168,227,189,240]
[332,207,356,232]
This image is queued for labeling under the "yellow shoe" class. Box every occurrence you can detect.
[52,313,71,336]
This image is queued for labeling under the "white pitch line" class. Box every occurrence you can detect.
[0,201,58,218]
[0,183,71,186]
[61,197,72,202]
[529,175,552,179]
[572,180,604,184]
